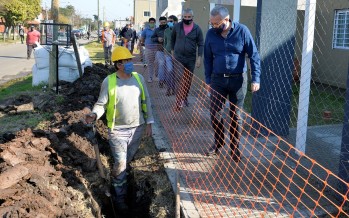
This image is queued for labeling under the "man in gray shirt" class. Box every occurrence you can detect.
[85,46,154,215]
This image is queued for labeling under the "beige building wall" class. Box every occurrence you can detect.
[311,0,349,89]
[134,0,157,31]
[183,0,257,80]
[156,0,184,20]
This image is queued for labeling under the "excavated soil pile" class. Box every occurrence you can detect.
[0,64,175,217]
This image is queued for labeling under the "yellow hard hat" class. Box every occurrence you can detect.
[111,46,135,62]
[104,21,110,27]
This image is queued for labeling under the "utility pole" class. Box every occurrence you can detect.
[103,6,105,25]
[49,0,59,89]
[97,0,100,42]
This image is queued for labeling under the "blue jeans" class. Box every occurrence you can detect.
[145,47,156,80]
[155,51,166,82]
[165,55,174,89]
[108,124,145,203]
[210,73,247,151]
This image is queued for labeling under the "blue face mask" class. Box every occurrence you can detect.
[123,62,134,74]
[167,22,173,28]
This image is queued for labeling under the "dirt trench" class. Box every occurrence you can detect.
[0,64,175,217]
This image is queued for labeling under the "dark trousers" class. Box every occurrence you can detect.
[27,44,34,59]
[175,59,195,106]
[210,73,247,151]
[103,45,112,65]
[20,35,24,44]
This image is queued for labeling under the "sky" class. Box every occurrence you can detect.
[41,0,133,21]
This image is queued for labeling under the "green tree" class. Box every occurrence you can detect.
[59,5,74,18]
[0,0,41,39]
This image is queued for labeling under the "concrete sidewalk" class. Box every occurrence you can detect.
[134,57,345,217]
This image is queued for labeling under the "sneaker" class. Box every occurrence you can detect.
[147,78,153,83]
[143,64,147,67]
[231,149,241,163]
[206,145,219,156]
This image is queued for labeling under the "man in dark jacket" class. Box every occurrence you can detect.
[151,16,168,87]
[120,24,133,49]
[171,8,204,110]
[130,24,138,54]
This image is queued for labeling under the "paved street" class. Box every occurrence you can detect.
[0,38,91,86]
[0,43,35,85]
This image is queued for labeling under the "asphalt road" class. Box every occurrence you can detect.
[0,43,35,85]
[0,38,91,86]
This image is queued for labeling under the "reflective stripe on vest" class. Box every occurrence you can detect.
[107,72,147,129]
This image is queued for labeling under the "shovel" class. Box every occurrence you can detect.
[85,121,117,217]
[86,123,106,179]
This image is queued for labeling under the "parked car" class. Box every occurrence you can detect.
[79,28,86,35]
[57,32,68,43]
[71,29,82,39]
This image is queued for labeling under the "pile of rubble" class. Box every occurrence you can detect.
[0,64,175,217]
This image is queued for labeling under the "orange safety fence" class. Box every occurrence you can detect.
[137,44,349,217]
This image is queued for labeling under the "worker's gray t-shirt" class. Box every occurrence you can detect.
[92,73,154,129]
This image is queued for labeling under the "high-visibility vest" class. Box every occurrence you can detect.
[106,72,147,129]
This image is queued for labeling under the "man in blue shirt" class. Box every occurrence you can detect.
[204,5,261,162]
[141,17,157,83]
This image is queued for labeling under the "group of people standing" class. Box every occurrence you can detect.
[139,8,203,111]
[101,22,139,67]
[85,5,261,215]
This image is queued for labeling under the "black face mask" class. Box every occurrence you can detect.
[183,19,193,25]
[214,23,225,34]
[159,24,167,29]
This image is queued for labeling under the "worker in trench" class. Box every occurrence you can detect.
[84,46,154,214]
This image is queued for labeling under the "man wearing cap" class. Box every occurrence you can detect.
[101,22,116,66]
[85,46,154,215]
[26,26,40,59]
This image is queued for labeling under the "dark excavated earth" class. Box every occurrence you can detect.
[0,64,175,218]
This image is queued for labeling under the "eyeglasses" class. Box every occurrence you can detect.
[210,17,227,28]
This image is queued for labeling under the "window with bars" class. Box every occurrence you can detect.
[333,9,349,49]
[144,11,151,17]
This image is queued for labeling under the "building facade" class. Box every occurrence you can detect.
[134,0,157,31]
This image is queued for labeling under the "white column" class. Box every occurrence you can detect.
[296,0,317,153]
[233,0,241,22]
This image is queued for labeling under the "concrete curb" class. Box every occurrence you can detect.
[151,113,200,218]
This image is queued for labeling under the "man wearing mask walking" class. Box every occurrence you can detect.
[101,22,116,66]
[171,8,204,110]
[140,18,157,83]
[204,5,261,162]
[151,16,168,87]
[163,15,178,96]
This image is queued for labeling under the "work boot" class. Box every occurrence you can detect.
[231,148,241,163]
[206,145,219,156]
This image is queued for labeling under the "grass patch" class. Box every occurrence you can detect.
[0,75,42,102]
[243,83,345,127]
[84,41,105,63]
[0,111,52,135]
